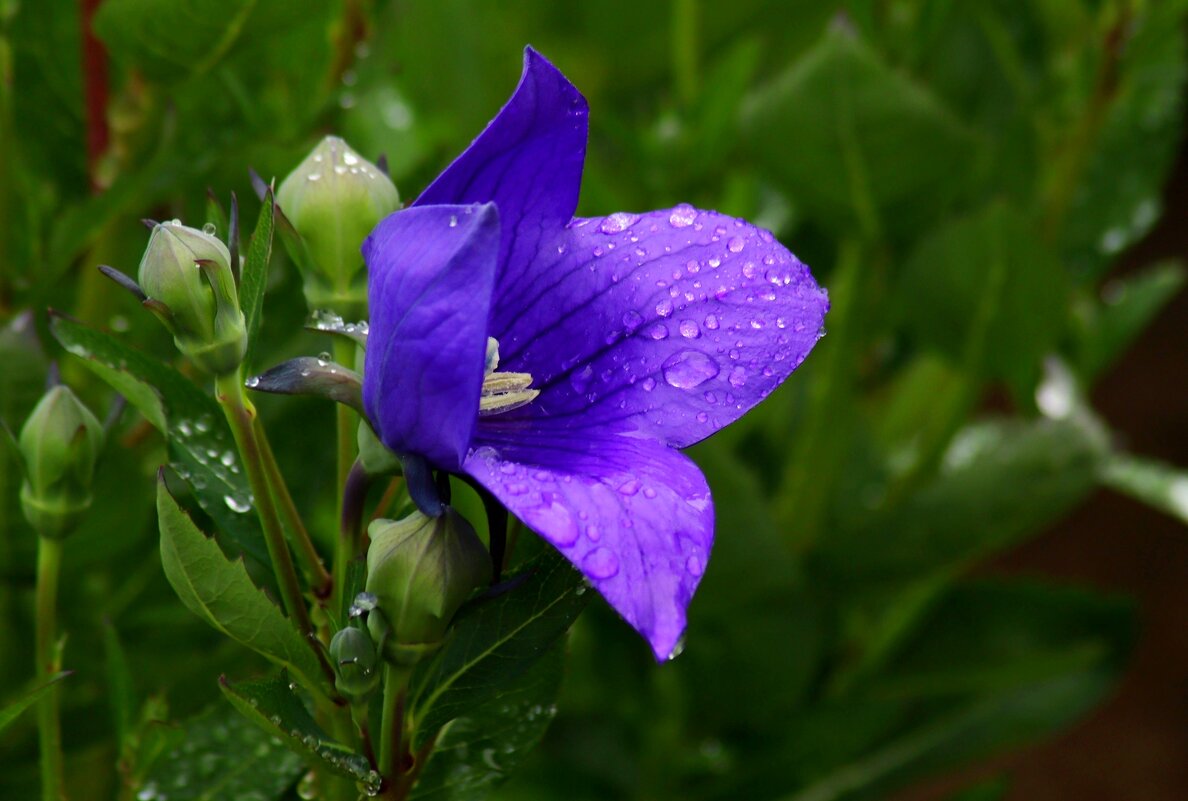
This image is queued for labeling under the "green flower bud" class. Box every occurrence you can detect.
[18,386,104,539]
[138,220,247,375]
[329,626,381,698]
[365,508,490,665]
[277,136,399,318]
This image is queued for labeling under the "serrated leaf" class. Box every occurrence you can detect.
[411,644,564,800]
[138,704,304,801]
[409,549,588,743]
[50,313,267,565]
[219,674,375,787]
[156,476,325,692]
[741,24,977,238]
[240,191,275,368]
[0,671,70,734]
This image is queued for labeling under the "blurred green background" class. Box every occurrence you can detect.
[3,1,1188,799]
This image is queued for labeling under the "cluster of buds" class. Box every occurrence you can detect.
[15,384,104,539]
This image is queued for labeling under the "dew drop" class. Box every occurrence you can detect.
[224,495,251,514]
[583,547,620,579]
[245,375,260,388]
[618,478,641,496]
[678,319,700,339]
[686,554,704,577]
[599,212,638,234]
[201,222,217,236]
[661,350,720,389]
[647,323,669,340]
[655,298,674,318]
[642,377,657,391]
[643,486,658,499]
[448,215,458,227]
[729,366,747,388]
[669,204,697,228]
[727,236,745,253]
[622,310,643,332]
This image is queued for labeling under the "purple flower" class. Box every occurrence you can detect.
[362,48,828,660]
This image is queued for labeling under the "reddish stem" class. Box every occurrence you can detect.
[80,0,110,190]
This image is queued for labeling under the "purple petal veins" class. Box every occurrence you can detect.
[363,47,828,660]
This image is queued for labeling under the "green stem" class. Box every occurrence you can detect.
[253,416,333,600]
[35,536,65,801]
[379,664,413,792]
[215,371,319,659]
[332,336,360,614]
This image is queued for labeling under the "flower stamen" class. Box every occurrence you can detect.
[480,337,539,416]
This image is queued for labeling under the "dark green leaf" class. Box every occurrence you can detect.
[219,674,376,788]
[409,549,588,743]
[741,24,977,238]
[156,475,326,692]
[1059,2,1188,277]
[138,704,305,801]
[0,671,70,734]
[411,644,564,800]
[1076,261,1186,382]
[817,417,1104,588]
[240,191,275,368]
[897,202,1068,389]
[51,313,267,565]
[103,621,137,747]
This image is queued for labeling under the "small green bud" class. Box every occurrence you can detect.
[277,136,399,318]
[138,220,247,375]
[329,626,381,697]
[18,386,104,539]
[366,508,490,665]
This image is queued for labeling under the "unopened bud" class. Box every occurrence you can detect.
[18,386,104,538]
[365,508,490,665]
[329,626,381,697]
[277,136,399,318]
[138,220,246,375]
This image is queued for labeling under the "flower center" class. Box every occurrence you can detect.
[479,338,539,416]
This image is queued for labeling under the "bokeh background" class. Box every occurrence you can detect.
[2,1,1187,800]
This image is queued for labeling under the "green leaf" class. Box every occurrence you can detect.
[51,313,268,565]
[1059,2,1188,277]
[219,674,377,789]
[240,190,275,368]
[409,549,588,743]
[1075,260,1186,382]
[817,417,1103,589]
[411,644,564,800]
[155,475,326,692]
[741,23,977,238]
[103,621,137,748]
[138,704,304,801]
[0,671,70,734]
[897,202,1068,389]
[1101,454,1188,527]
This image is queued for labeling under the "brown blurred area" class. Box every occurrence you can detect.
[899,133,1188,799]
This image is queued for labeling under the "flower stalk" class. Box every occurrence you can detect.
[333,337,360,612]
[34,535,65,801]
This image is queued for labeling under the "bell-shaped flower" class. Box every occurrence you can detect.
[362,48,829,660]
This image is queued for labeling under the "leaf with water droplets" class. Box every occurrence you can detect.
[408,548,587,745]
[410,644,564,800]
[50,313,268,566]
[137,704,304,801]
[219,674,374,786]
[156,474,327,693]
[240,189,275,368]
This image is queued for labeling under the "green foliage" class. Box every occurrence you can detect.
[0,672,70,735]
[155,476,325,693]
[1,1,1186,800]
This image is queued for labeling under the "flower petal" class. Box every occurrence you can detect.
[490,207,829,448]
[464,421,713,661]
[362,203,500,472]
[415,47,588,292]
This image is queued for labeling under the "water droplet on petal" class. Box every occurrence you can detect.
[669,204,697,228]
[599,212,638,234]
[642,377,657,391]
[727,236,745,253]
[622,310,643,332]
[647,323,669,340]
[704,314,720,330]
[729,366,747,388]
[662,350,720,389]
[686,555,704,577]
[583,547,620,579]
[655,298,674,318]
[679,319,700,339]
